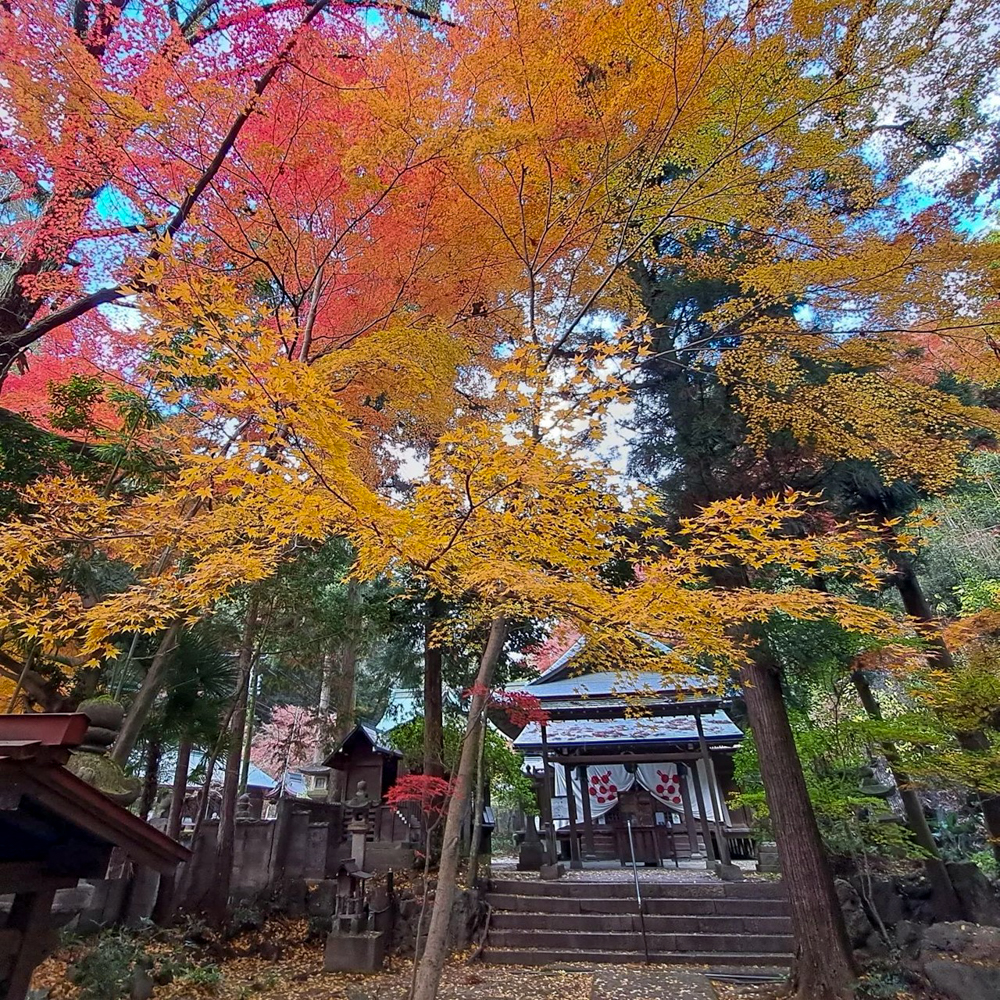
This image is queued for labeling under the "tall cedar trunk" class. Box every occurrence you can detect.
[315,650,333,778]
[112,622,181,765]
[850,669,962,919]
[466,708,489,889]
[335,581,360,735]
[318,653,332,712]
[740,649,857,1000]
[328,582,360,800]
[139,737,162,821]
[152,739,192,924]
[894,557,1000,864]
[173,702,236,914]
[210,594,260,924]
[412,616,507,1000]
[239,653,261,794]
[423,594,445,778]
[167,739,192,840]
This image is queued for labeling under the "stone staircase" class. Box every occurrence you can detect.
[482,878,793,968]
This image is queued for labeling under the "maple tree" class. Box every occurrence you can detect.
[2,0,1000,997]
[250,703,330,780]
[386,773,452,1000]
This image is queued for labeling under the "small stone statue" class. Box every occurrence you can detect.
[346,780,372,821]
[345,780,372,870]
[236,792,252,822]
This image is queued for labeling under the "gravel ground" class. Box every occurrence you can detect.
[490,856,762,884]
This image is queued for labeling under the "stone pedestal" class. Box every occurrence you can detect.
[518,842,545,870]
[68,700,140,806]
[718,862,746,882]
[517,815,545,870]
[757,841,781,875]
[324,930,386,972]
[348,820,367,872]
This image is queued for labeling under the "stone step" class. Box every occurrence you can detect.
[486,929,795,954]
[489,911,793,935]
[482,947,793,967]
[488,879,786,900]
[486,893,790,918]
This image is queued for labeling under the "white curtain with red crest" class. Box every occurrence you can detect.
[549,762,725,824]
[553,764,635,821]
[635,761,722,821]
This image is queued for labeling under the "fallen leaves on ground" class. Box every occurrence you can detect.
[31,918,594,1000]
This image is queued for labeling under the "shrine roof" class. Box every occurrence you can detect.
[523,669,714,701]
[513,711,742,753]
[360,724,401,756]
[0,714,190,875]
[323,722,402,767]
[158,749,278,791]
[511,633,722,719]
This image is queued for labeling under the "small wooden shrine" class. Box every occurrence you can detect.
[324,724,402,802]
[0,714,189,1000]
[505,637,751,870]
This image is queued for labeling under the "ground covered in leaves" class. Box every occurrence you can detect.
[33,918,596,1000]
[32,917,939,1000]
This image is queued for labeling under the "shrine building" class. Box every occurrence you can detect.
[505,635,752,869]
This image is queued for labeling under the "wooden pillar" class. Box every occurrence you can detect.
[689,755,718,867]
[564,765,582,869]
[539,724,556,865]
[578,764,595,857]
[270,795,295,886]
[678,761,701,858]
[695,714,732,865]
[2,888,56,1000]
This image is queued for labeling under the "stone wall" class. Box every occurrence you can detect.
[177,799,348,912]
[838,862,1000,1000]
[390,883,484,957]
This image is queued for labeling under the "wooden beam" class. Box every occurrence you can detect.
[689,760,717,867]
[539,724,556,866]
[564,764,582,870]
[578,764,595,857]
[696,714,731,866]
[1,888,56,1000]
[0,862,79,896]
[678,763,700,858]
[548,752,706,766]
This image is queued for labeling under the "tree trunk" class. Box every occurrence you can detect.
[112,622,181,765]
[173,705,235,915]
[423,594,445,778]
[334,580,360,738]
[318,652,332,716]
[850,668,962,920]
[408,824,436,1000]
[239,653,261,794]
[412,616,506,1000]
[740,649,857,1000]
[466,708,489,889]
[152,739,192,924]
[894,557,1000,865]
[167,739,192,840]
[209,594,260,924]
[138,737,162,821]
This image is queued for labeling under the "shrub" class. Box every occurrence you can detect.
[70,929,143,1000]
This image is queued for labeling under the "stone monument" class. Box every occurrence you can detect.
[66,699,141,806]
[323,780,386,973]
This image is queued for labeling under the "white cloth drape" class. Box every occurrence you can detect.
[553,764,634,826]
[539,759,728,827]
[635,761,724,821]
